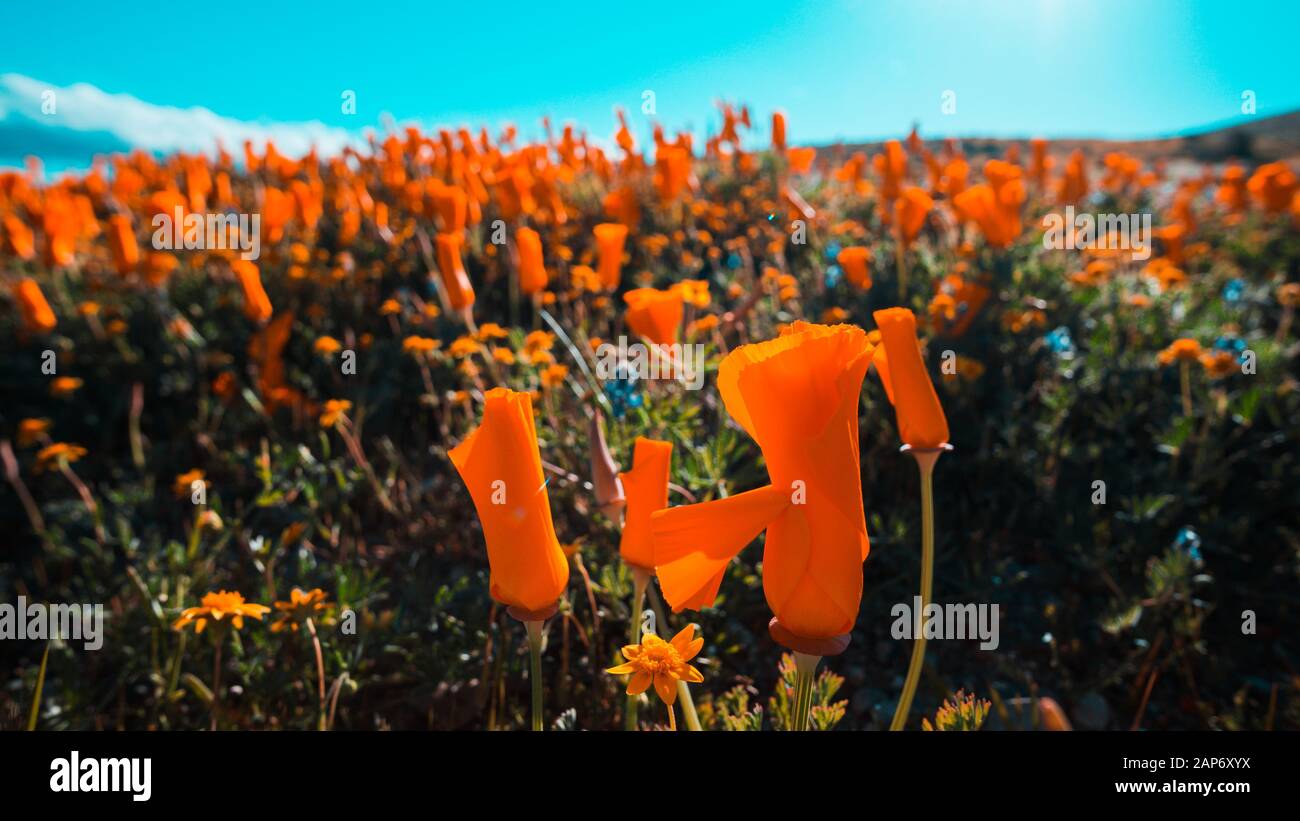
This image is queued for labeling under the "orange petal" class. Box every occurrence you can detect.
[618,437,673,568]
[651,483,789,611]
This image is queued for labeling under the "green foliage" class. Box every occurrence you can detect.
[768,654,848,731]
[922,690,990,731]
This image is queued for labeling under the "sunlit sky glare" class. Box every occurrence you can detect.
[2,0,1298,167]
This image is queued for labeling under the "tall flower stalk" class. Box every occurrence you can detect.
[790,652,820,731]
[890,444,948,730]
[872,308,952,731]
[525,620,545,731]
[625,567,650,729]
[449,388,569,731]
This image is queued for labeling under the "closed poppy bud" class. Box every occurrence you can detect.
[42,202,78,268]
[588,409,625,515]
[835,246,872,289]
[623,287,684,345]
[516,227,547,295]
[619,437,672,571]
[771,111,787,152]
[12,277,57,334]
[231,260,273,323]
[872,307,949,449]
[106,214,139,275]
[652,323,874,642]
[449,387,570,617]
[593,222,628,290]
[435,231,475,311]
[2,214,35,260]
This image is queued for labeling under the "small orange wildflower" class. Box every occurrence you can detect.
[270,588,331,632]
[606,624,705,706]
[319,399,352,427]
[35,442,87,472]
[172,590,270,634]
[1158,338,1202,366]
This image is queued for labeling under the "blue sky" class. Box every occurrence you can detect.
[3,0,1298,170]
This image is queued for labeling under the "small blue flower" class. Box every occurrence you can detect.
[1213,335,1249,362]
[726,252,742,270]
[1222,278,1245,304]
[1174,526,1203,564]
[1044,326,1075,356]
[602,363,642,419]
[824,241,842,262]
[824,264,843,288]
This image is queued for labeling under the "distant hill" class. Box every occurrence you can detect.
[827,111,1300,166]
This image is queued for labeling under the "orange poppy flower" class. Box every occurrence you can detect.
[593,223,628,290]
[2,214,35,260]
[231,260,273,323]
[603,186,641,228]
[106,214,139,275]
[516,227,548,295]
[836,246,873,289]
[786,146,816,175]
[1153,223,1186,265]
[654,144,691,202]
[1029,138,1052,189]
[429,182,468,233]
[872,308,949,449]
[873,140,908,209]
[1246,161,1297,213]
[42,195,78,268]
[624,287,684,345]
[449,387,569,617]
[142,252,179,287]
[12,277,57,334]
[618,437,673,572]
[651,323,874,642]
[435,231,475,311]
[1056,150,1089,204]
[894,186,933,247]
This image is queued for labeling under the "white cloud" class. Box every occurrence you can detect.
[0,73,363,166]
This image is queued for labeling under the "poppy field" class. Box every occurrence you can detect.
[2,102,1299,736]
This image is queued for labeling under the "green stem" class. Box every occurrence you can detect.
[27,640,51,731]
[677,681,702,731]
[890,447,942,730]
[526,620,544,731]
[791,652,819,731]
[1180,360,1192,418]
[211,639,223,731]
[306,618,327,731]
[645,584,701,729]
[895,222,907,302]
[624,568,649,730]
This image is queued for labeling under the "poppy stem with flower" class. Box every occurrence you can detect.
[871,307,952,731]
[449,388,570,732]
